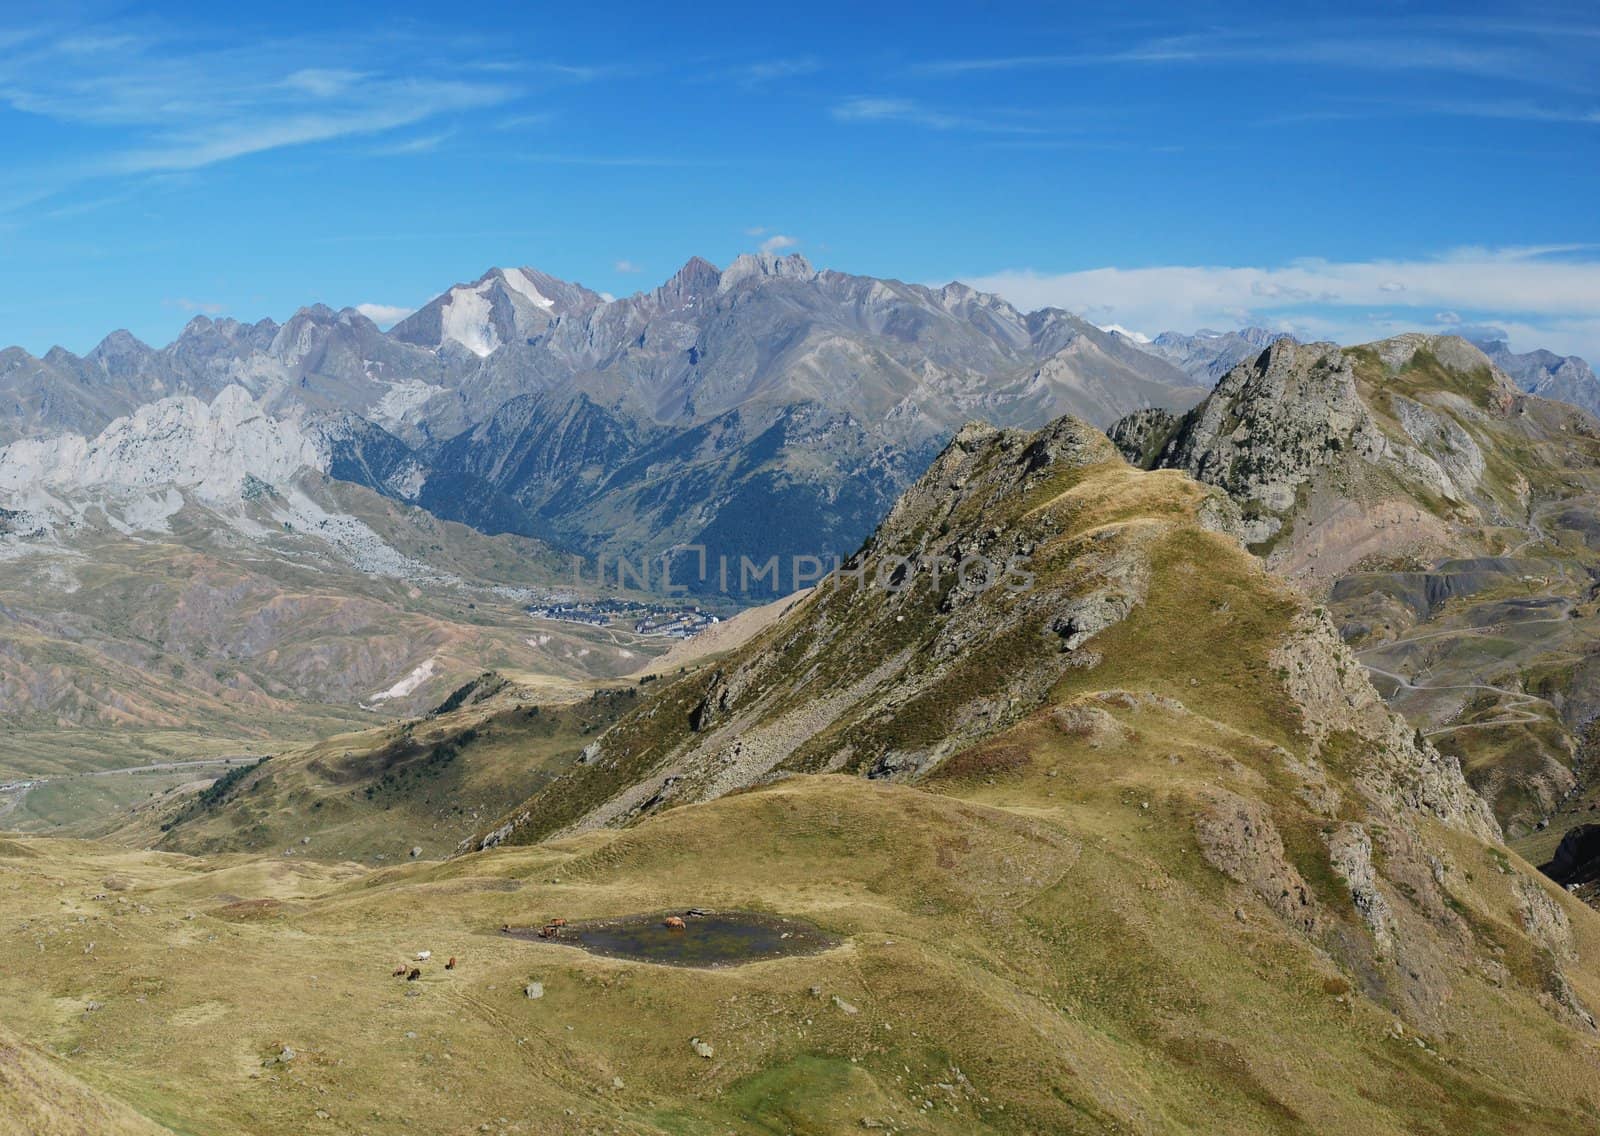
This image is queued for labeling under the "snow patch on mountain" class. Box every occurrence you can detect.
[440,284,500,357]
[500,267,556,310]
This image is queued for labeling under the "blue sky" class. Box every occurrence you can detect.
[2,0,1599,359]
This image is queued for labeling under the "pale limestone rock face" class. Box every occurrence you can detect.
[0,385,322,504]
[1133,340,1387,544]
[1327,822,1397,959]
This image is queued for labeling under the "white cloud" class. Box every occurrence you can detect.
[759,234,799,254]
[355,303,414,326]
[956,246,1600,361]
[282,68,371,98]
[912,28,1577,89]
[367,132,451,157]
[830,96,1041,134]
[0,28,518,184]
[722,58,821,85]
[614,259,643,273]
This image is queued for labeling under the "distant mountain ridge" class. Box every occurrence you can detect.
[1,255,1205,585]
[1139,326,1296,384]
[1471,335,1600,417]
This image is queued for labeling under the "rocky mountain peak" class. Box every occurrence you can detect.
[88,329,150,358]
[655,256,723,305]
[717,252,816,293]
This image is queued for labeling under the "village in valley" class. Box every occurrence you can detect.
[525,597,722,638]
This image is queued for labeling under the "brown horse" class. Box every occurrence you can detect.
[664,916,686,930]
[391,966,407,977]
[445,957,457,970]
[406,968,422,981]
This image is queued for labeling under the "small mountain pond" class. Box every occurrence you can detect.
[503,910,837,967]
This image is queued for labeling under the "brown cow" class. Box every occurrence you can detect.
[406,968,422,981]
[664,916,686,931]
[445,957,457,970]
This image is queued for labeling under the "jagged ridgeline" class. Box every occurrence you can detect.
[6,411,1600,1132]
[0,256,1205,591]
[1109,335,1600,847]
[469,412,1495,846]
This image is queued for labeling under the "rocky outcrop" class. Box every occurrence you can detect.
[1120,339,1388,545]
[1195,790,1318,933]
[1105,407,1179,466]
[1108,334,1525,560]
[1270,610,1500,842]
[1327,822,1398,958]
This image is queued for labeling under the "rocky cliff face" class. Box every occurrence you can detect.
[1112,334,1600,842]
[1110,335,1528,578]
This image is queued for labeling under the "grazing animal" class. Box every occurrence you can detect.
[664,916,687,930]
[445,957,457,970]
[391,966,407,977]
[415,950,431,961]
[500,923,511,934]
[550,918,567,928]
[406,968,421,981]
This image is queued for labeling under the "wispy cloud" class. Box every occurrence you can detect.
[0,24,519,189]
[614,259,643,273]
[957,246,1600,361]
[831,96,1043,134]
[495,110,556,130]
[759,234,799,254]
[104,81,510,173]
[367,132,453,157]
[914,29,1573,86]
[720,57,821,86]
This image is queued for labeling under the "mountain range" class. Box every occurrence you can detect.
[1,256,1207,586]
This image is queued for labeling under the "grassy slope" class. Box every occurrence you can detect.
[1,766,1597,1135]
[110,679,649,863]
[0,479,662,782]
[3,418,1597,1131]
